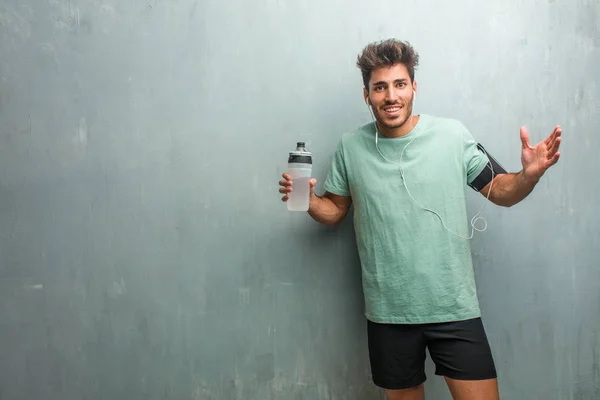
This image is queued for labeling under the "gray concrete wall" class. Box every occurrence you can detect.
[0,0,598,398]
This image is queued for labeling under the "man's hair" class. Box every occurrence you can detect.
[356,39,420,90]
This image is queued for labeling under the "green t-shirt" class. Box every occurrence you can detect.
[323,114,489,324]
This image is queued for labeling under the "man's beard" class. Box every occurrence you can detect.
[375,101,414,130]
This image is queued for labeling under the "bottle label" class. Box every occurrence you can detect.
[288,153,312,164]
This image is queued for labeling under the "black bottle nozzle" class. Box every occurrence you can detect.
[295,142,306,152]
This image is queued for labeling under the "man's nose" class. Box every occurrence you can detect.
[385,87,399,102]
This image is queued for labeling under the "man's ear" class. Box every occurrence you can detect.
[363,87,370,106]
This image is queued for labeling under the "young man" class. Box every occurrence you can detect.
[279,39,562,400]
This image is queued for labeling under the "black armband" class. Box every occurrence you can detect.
[468,143,508,192]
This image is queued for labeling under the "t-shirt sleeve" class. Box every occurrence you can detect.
[462,126,489,185]
[323,140,350,197]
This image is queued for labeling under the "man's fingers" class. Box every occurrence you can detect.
[544,127,556,145]
[549,136,562,155]
[546,126,562,148]
[548,151,561,167]
[279,173,292,201]
[544,150,561,169]
[280,176,314,202]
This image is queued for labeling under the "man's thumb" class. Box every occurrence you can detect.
[520,126,531,149]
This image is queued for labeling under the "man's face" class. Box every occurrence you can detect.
[364,64,416,132]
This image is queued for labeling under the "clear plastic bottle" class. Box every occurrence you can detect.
[287,142,312,212]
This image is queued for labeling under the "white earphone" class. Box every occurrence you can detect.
[365,90,493,240]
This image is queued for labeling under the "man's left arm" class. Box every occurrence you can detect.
[472,125,562,207]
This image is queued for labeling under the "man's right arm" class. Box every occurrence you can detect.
[308,190,352,226]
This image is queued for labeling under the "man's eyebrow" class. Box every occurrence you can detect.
[372,78,407,86]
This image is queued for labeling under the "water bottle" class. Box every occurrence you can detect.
[287,142,312,212]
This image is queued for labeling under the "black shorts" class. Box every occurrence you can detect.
[367,317,497,390]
